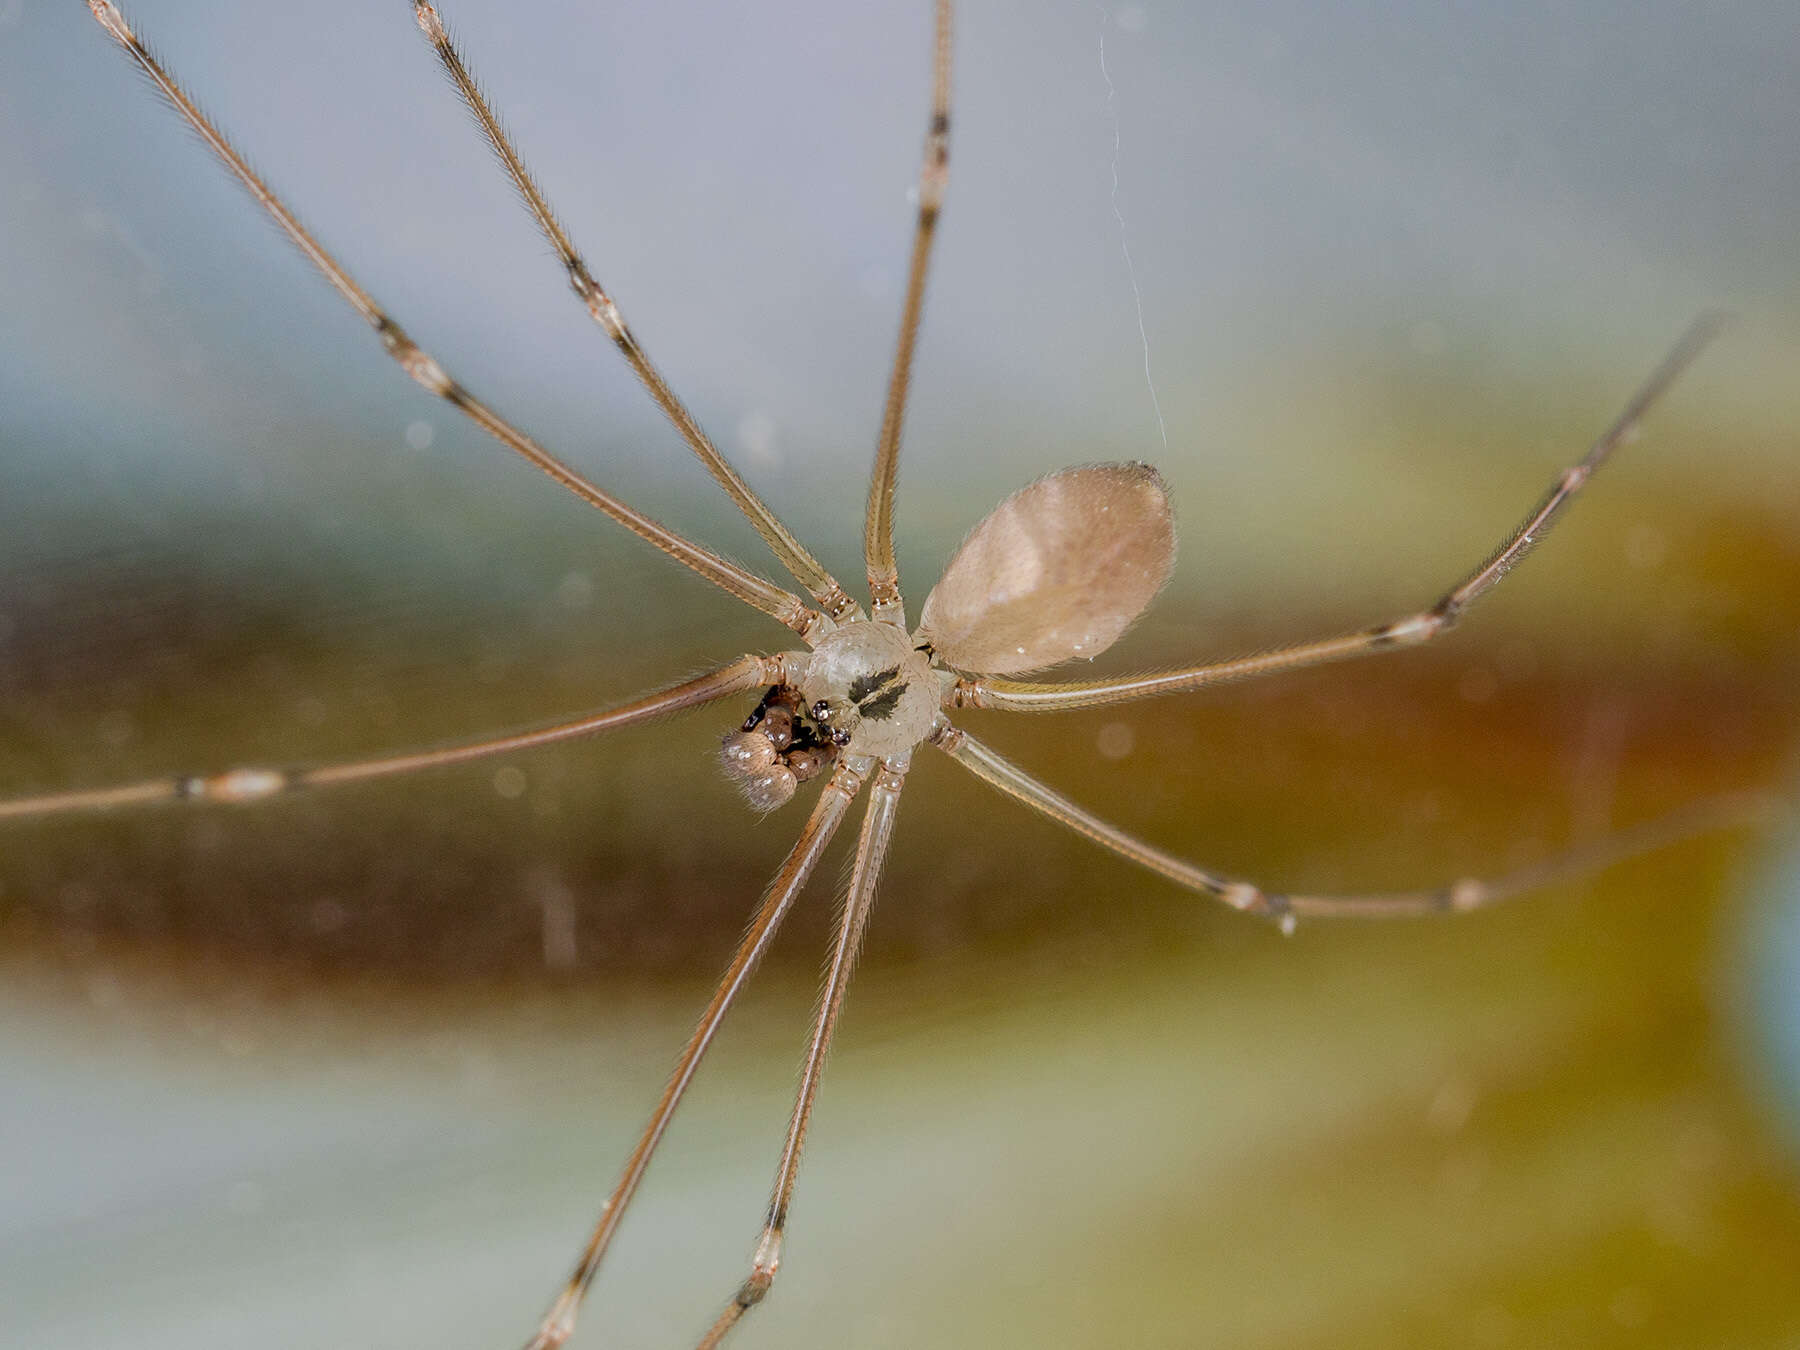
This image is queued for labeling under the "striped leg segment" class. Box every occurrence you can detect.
[411,2,857,621]
[948,314,1727,713]
[0,655,793,823]
[84,1,822,639]
[523,759,870,1350]
[694,757,908,1350]
[930,717,1774,929]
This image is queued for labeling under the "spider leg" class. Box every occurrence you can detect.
[929,717,1776,929]
[83,1,824,640]
[865,0,953,625]
[410,3,857,622]
[693,756,908,1350]
[522,757,871,1350]
[947,313,1726,713]
[0,655,798,823]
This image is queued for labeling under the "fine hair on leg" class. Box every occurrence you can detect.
[522,759,871,1350]
[694,757,907,1350]
[947,314,1726,713]
[930,718,1778,930]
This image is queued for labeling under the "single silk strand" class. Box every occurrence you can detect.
[1097,6,1166,450]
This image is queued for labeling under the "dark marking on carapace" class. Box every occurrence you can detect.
[847,665,903,704]
[857,683,909,722]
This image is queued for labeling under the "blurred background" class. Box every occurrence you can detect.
[3,0,1800,1346]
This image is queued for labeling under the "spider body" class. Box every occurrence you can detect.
[2,3,1766,1348]
[724,459,1178,808]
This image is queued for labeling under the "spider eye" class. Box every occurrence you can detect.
[917,462,1175,675]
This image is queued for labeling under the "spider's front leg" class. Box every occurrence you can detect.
[865,0,955,625]
[0,656,793,823]
[521,758,871,1350]
[693,757,908,1350]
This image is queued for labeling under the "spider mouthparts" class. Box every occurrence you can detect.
[722,685,841,808]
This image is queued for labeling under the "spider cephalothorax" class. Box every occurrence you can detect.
[798,621,941,757]
[718,623,936,808]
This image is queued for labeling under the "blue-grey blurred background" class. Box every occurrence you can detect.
[3,1,1800,1346]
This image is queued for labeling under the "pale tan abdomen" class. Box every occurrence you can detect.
[917,462,1175,675]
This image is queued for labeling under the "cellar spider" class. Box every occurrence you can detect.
[3,1,1775,1346]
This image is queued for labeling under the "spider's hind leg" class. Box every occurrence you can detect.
[931,717,1780,925]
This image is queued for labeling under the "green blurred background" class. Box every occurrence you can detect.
[3,1,1800,1346]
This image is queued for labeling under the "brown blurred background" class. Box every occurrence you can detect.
[3,1,1800,1347]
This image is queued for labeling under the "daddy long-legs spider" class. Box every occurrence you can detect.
[3,0,1800,1346]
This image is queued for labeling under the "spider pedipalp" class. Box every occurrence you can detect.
[721,680,845,810]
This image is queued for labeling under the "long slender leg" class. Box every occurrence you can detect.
[864,0,954,625]
[0,654,796,823]
[930,718,1775,929]
[694,756,908,1350]
[409,3,857,622]
[949,314,1725,712]
[83,2,823,640]
[523,758,870,1350]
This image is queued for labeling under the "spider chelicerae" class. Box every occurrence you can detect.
[3,2,1774,1347]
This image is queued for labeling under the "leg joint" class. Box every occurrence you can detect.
[943,678,982,711]
[734,1228,784,1308]
[1373,607,1452,647]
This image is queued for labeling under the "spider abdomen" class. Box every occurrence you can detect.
[916,462,1175,675]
